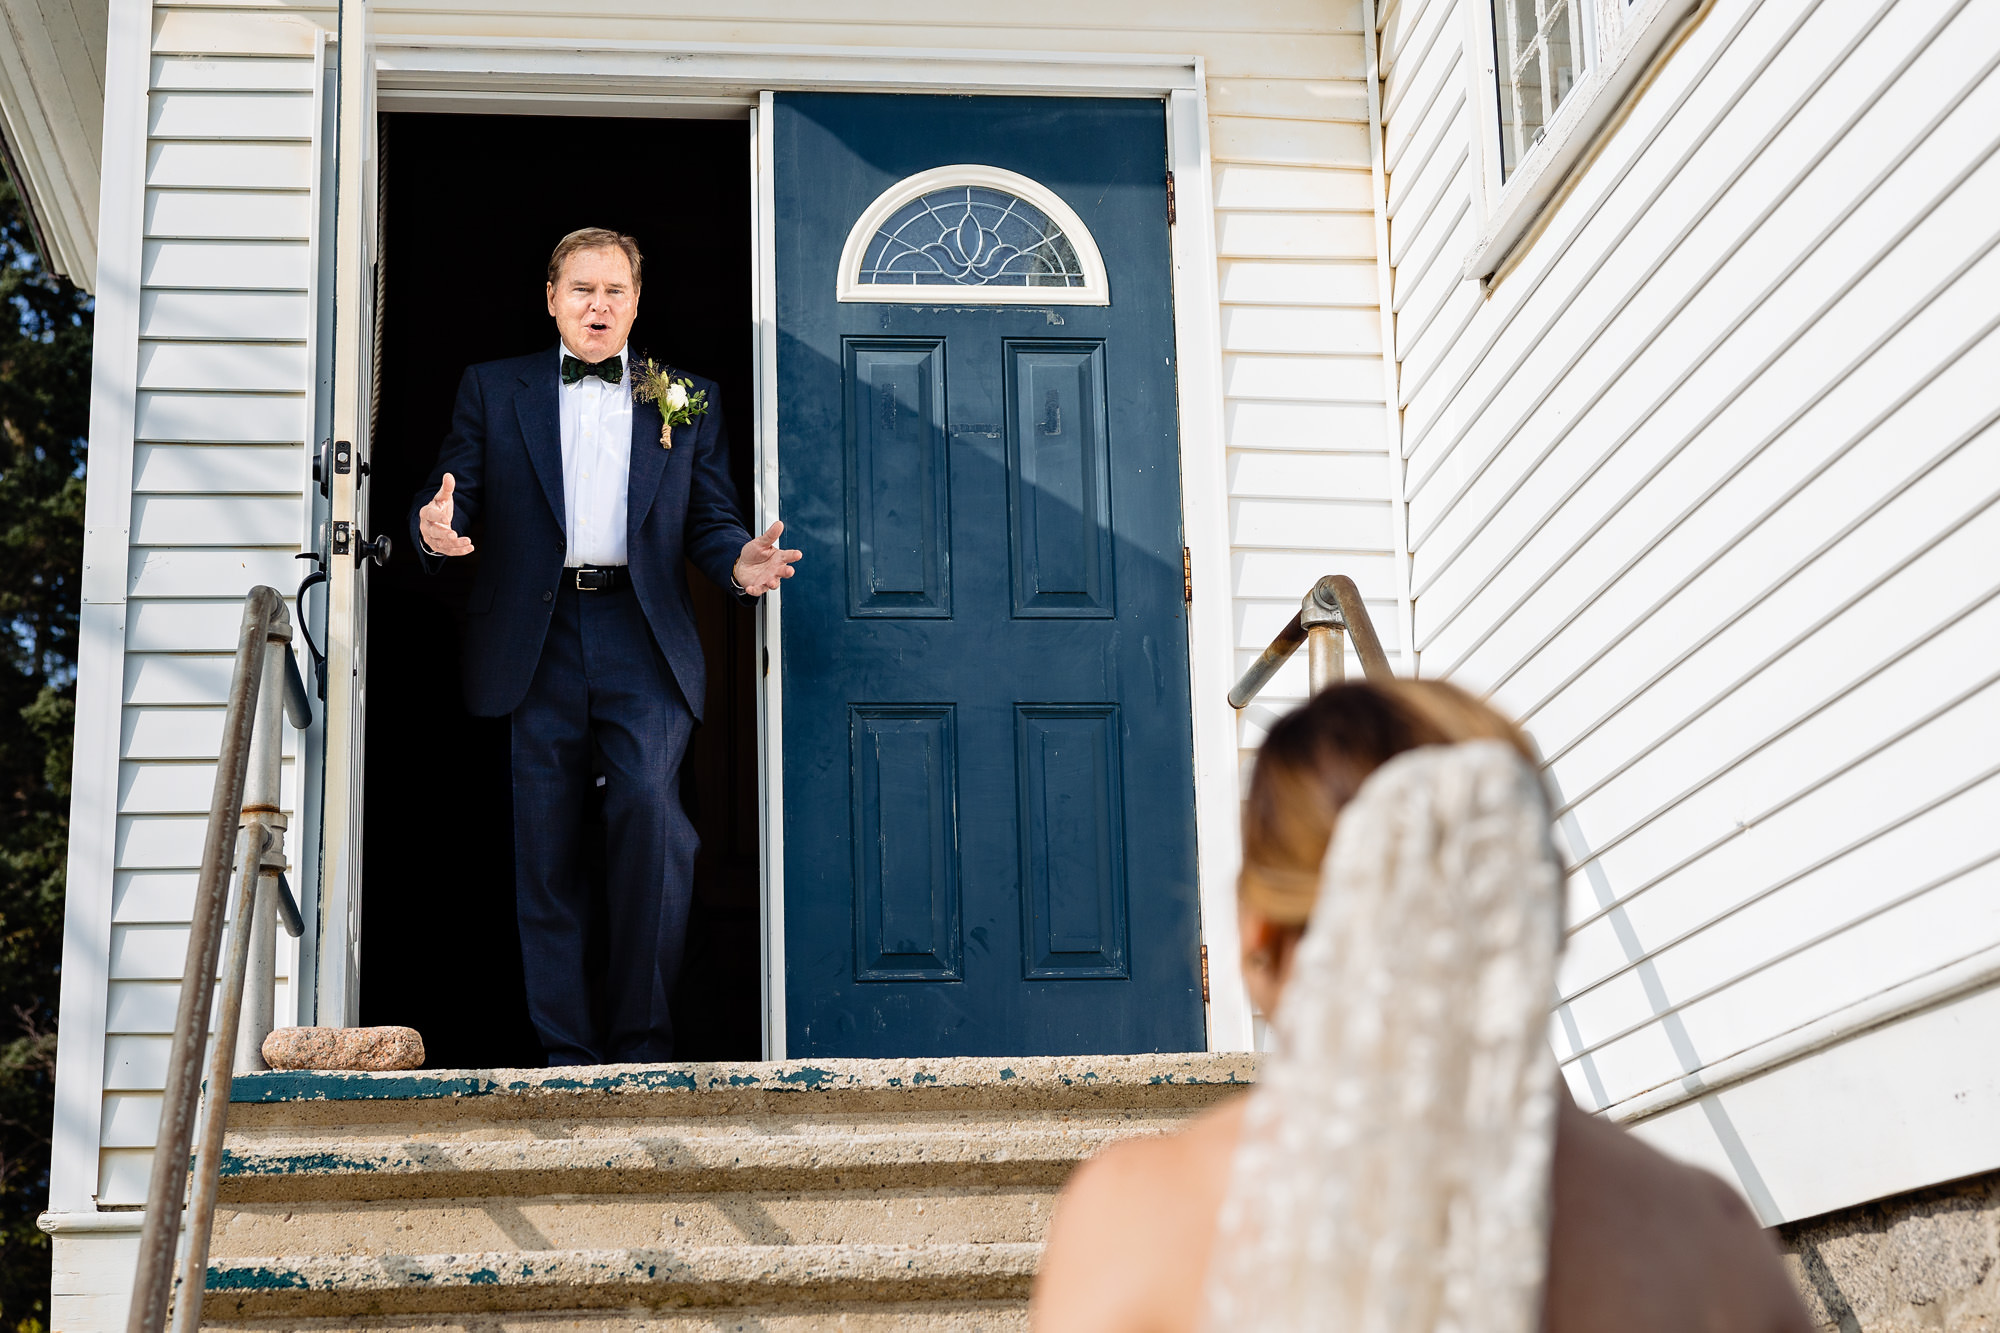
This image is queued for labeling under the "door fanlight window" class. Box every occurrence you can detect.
[838,165,1110,305]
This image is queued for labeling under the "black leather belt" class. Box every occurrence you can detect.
[569,565,627,592]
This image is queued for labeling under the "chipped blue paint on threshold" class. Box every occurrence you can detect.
[206,1264,308,1291]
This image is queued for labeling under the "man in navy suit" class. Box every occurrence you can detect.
[411,228,799,1065]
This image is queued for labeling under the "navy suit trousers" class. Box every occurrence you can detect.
[511,581,696,1065]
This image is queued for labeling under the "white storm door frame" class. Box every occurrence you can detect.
[367,41,1248,1057]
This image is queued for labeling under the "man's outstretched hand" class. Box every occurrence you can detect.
[418,474,474,557]
[733,520,802,596]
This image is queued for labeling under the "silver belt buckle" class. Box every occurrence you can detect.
[573,568,593,591]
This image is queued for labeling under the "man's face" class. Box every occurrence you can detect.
[546,245,639,364]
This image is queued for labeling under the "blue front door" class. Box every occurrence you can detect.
[776,94,1202,1057]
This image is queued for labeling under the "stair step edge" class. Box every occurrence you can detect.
[200,1242,1041,1318]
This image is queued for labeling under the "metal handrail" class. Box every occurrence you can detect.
[128,587,312,1333]
[1229,575,1393,706]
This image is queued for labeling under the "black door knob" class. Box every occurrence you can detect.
[355,533,393,567]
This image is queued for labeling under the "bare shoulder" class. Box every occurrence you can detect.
[1547,1101,1814,1333]
[1030,1095,1249,1333]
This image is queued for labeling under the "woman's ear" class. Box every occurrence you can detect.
[1239,906,1293,1018]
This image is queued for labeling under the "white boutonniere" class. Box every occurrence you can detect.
[631,357,710,447]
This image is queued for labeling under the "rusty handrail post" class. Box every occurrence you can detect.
[1228,575,1394,708]
[128,587,309,1333]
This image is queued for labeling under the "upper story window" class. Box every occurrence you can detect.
[838,165,1110,305]
[1491,0,1595,180]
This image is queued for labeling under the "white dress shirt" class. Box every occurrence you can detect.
[558,342,633,567]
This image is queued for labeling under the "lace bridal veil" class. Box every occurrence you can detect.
[1205,740,1563,1333]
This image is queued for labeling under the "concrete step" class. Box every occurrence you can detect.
[203,1054,1252,1326]
[200,1242,1038,1319]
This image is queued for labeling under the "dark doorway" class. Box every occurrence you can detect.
[358,112,760,1068]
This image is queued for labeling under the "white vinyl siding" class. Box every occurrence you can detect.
[1378,0,2000,1222]
[90,6,325,1205]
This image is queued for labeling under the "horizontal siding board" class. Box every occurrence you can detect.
[152,9,329,57]
[1218,257,1379,307]
[1224,397,1388,450]
[140,238,309,289]
[148,54,315,91]
[129,548,307,599]
[123,652,237,705]
[1207,77,1369,123]
[110,923,193,979]
[101,1093,163,1147]
[1236,596,1403,651]
[121,760,297,814]
[147,89,313,140]
[127,599,267,651]
[114,870,200,923]
[1213,162,1375,211]
[105,981,181,1034]
[1229,495,1393,551]
[1234,548,1397,601]
[1211,115,1371,168]
[135,390,304,442]
[139,289,309,340]
[99,1149,154,1206]
[121,708,300,763]
[1228,448,1390,499]
[132,443,303,492]
[1223,352,1383,403]
[145,139,313,189]
[103,1035,170,1091]
[1216,209,1375,260]
[144,188,312,240]
[136,339,307,392]
[1222,304,1382,356]
[130,494,302,546]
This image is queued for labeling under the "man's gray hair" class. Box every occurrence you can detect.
[547,227,643,290]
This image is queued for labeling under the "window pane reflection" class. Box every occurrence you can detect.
[1492,0,1591,179]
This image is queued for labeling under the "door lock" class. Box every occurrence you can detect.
[331,522,393,567]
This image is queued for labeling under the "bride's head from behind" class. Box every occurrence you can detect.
[1236,679,1537,1016]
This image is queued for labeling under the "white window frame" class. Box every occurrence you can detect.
[836,163,1111,305]
[1462,0,1706,282]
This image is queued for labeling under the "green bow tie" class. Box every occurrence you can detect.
[562,353,623,387]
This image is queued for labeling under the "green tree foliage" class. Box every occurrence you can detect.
[0,168,93,1333]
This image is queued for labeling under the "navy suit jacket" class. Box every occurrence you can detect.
[411,347,752,719]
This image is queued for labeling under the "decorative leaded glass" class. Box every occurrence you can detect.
[858,186,1086,289]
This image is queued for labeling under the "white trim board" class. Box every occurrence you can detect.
[1626,976,2000,1226]
[751,93,787,1060]
[47,0,152,1216]
[373,37,1200,104]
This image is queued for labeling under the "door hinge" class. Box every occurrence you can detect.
[1183,547,1193,603]
[1200,944,1210,1004]
[1166,171,1177,226]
